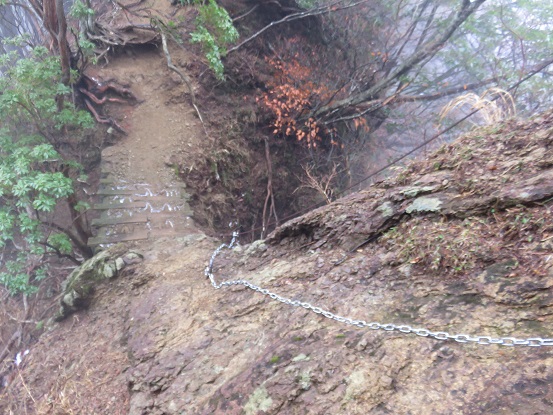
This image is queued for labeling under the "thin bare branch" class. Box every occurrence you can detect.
[313,0,487,118]
[232,4,259,22]
[160,31,210,139]
[227,0,370,55]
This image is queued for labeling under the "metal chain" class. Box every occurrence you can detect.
[204,232,553,347]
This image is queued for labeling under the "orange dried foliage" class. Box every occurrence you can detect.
[352,117,370,132]
[257,35,379,146]
[257,41,336,148]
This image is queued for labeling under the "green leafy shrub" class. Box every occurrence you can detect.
[0,46,93,294]
[190,0,238,80]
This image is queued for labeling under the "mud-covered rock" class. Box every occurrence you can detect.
[54,246,143,321]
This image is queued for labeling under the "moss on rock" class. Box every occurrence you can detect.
[55,246,143,321]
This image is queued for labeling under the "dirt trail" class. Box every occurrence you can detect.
[98,46,201,185]
[86,44,206,245]
[1,13,215,411]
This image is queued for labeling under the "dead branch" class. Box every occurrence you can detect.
[160,32,209,138]
[0,330,21,365]
[86,31,124,46]
[312,0,487,119]
[38,242,82,266]
[95,46,111,64]
[261,138,279,238]
[0,294,31,379]
[396,78,500,103]
[232,4,259,22]
[227,0,370,55]
[295,164,338,204]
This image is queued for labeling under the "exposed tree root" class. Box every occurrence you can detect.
[79,88,127,105]
[78,74,141,135]
[81,75,139,101]
[83,99,128,134]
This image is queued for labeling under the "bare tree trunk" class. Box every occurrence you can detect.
[55,0,70,87]
[42,0,59,49]
[62,164,93,258]
[40,0,71,108]
[42,219,93,258]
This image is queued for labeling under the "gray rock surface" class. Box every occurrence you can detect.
[3,113,553,415]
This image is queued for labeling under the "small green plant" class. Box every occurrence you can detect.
[69,0,97,63]
[297,0,319,8]
[77,35,97,63]
[269,355,280,364]
[190,0,238,80]
[47,233,74,255]
[69,0,95,19]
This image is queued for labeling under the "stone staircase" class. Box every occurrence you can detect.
[88,176,194,247]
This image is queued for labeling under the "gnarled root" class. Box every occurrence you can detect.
[77,74,142,135]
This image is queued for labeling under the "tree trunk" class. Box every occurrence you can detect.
[66,193,93,257]
[42,0,59,50]
[55,0,70,87]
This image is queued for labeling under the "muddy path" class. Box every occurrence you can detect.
[98,45,202,185]
[86,42,206,245]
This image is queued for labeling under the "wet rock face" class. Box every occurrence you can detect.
[121,236,553,415]
[121,113,553,414]
[4,113,553,414]
[268,113,553,254]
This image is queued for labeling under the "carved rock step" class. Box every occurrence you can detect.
[87,229,150,246]
[91,213,150,228]
[88,179,194,247]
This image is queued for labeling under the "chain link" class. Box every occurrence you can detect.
[204,232,553,347]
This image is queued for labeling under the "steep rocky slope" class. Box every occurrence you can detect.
[2,112,553,414]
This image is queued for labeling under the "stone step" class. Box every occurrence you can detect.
[124,195,186,204]
[89,178,193,247]
[92,201,149,210]
[148,222,190,231]
[87,229,150,246]
[148,227,194,239]
[96,189,135,196]
[91,213,150,228]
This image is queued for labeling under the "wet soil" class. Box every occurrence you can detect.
[94,43,204,188]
